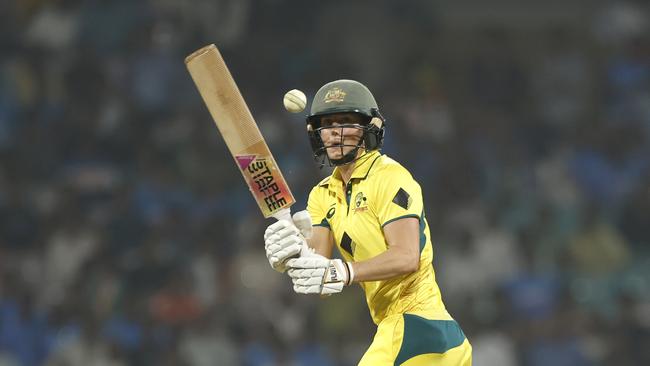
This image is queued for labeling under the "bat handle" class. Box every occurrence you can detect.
[271,207,292,222]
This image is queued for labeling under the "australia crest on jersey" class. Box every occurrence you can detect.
[353,192,368,213]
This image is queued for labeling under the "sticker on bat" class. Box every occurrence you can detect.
[236,154,292,216]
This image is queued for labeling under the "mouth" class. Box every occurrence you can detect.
[325,146,344,155]
[325,143,344,148]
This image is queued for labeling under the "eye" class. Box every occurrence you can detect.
[321,119,337,127]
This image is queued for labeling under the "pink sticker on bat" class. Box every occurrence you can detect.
[235,155,256,170]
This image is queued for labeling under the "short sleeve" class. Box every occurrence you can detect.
[374,167,423,227]
[307,186,331,229]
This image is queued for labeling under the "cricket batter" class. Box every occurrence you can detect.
[264,80,472,365]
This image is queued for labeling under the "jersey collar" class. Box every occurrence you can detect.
[324,150,381,187]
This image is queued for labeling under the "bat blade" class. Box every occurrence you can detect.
[185,44,294,219]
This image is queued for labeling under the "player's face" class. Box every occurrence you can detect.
[319,113,365,159]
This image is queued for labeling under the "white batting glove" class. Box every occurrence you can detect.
[286,255,354,295]
[264,210,313,272]
[291,210,312,239]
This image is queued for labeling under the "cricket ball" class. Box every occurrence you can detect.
[283,89,307,113]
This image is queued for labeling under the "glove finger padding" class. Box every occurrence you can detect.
[292,281,344,295]
[266,240,303,272]
[267,235,302,259]
[264,220,305,273]
[286,257,328,269]
[264,220,297,240]
[293,276,327,287]
[263,213,318,274]
[287,267,326,280]
[293,284,322,294]
[274,226,301,241]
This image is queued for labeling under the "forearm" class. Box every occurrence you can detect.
[306,227,334,257]
[350,246,419,282]
[306,238,331,257]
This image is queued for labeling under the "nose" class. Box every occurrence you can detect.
[321,125,340,138]
[322,129,342,145]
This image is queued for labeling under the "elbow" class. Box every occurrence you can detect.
[400,253,420,275]
[407,259,420,274]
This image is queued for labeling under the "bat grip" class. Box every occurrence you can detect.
[271,207,292,222]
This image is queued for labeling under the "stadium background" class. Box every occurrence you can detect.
[1,0,649,365]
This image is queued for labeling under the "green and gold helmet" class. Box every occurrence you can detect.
[309,79,378,119]
[306,79,386,166]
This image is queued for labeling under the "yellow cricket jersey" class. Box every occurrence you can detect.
[307,150,451,325]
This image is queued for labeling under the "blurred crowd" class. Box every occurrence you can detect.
[1,0,650,365]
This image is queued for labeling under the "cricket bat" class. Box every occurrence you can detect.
[185,44,294,222]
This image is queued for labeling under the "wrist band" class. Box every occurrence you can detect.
[345,262,355,286]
